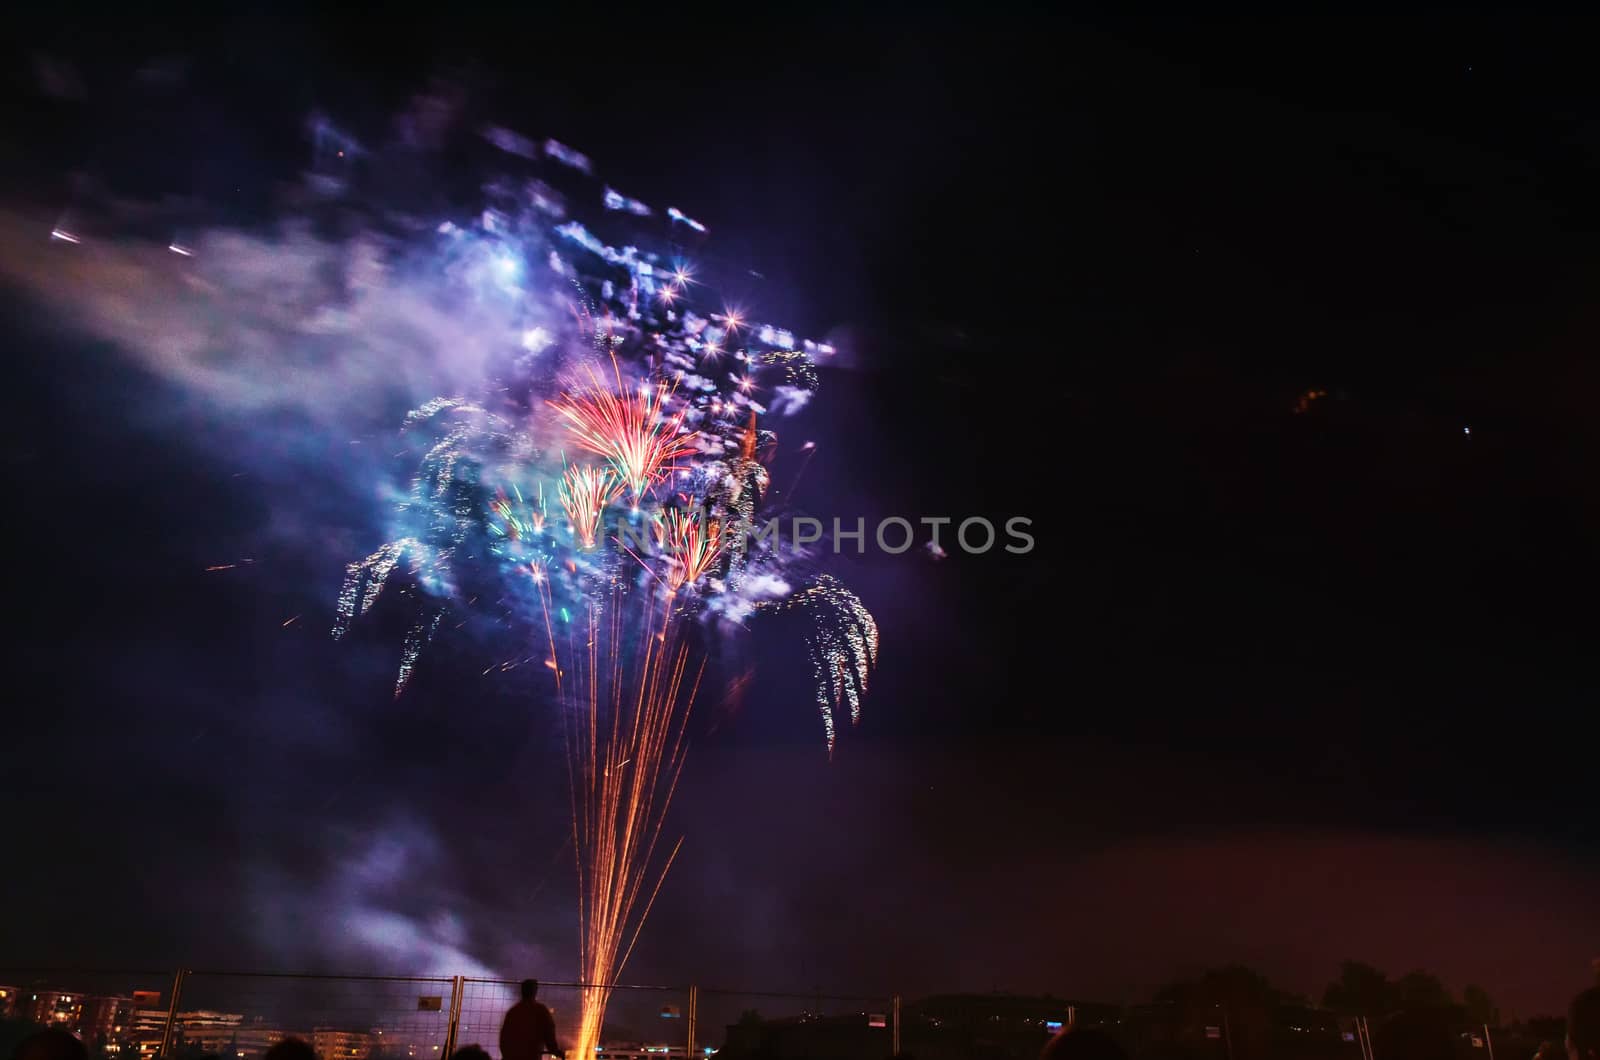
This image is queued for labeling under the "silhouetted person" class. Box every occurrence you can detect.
[449,1045,492,1060]
[11,1029,87,1060]
[501,979,564,1060]
[1570,986,1600,1060]
[1039,1027,1127,1060]
[262,1038,317,1060]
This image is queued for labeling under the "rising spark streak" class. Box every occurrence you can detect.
[536,585,701,1060]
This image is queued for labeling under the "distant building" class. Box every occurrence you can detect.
[720,1011,892,1060]
[595,1044,690,1060]
[81,996,136,1053]
[130,1006,172,1058]
[25,991,85,1030]
[718,994,1121,1060]
[368,1030,445,1060]
[0,986,19,1020]
[906,994,1120,1059]
[126,1008,251,1059]
[228,1021,290,1059]
[312,1027,373,1060]
[174,1011,246,1055]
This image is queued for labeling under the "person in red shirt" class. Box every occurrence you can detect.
[500,979,565,1060]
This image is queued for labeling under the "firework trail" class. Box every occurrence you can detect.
[330,395,524,693]
[332,539,420,638]
[758,575,879,756]
[395,608,446,698]
[536,583,700,1060]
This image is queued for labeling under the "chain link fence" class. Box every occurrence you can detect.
[3,968,1525,1060]
[175,973,458,1060]
[454,979,690,1059]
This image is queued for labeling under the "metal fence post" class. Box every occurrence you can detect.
[157,968,187,1059]
[442,976,465,1059]
[891,995,901,1057]
[686,985,698,1058]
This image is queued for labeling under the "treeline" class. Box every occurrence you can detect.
[1127,960,1573,1060]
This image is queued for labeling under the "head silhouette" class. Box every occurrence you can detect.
[12,1029,88,1060]
[262,1038,317,1060]
[449,1046,491,1060]
[520,979,539,1002]
[1570,987,1600,1060]
[1040,1027,1128,1060]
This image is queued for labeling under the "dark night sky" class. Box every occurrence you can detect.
[2,8,1598,1019]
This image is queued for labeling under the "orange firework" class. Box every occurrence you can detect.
[550,359,696,502]
[559,464,622,549]
[534,582,701,1060]
[652,509,724,593]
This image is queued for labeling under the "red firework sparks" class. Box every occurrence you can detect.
[651,509,724,592]
[550,359,696,502]
[560,464,623,549]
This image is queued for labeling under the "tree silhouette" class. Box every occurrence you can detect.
[1153,966,1297,1060]
[1322,961,1394,1019]
[1392,970,1455,1013]
[1462,985,1496,1025]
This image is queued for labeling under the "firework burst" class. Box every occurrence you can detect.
[760,347,819,391]
[559,463,623,550]
[488,483,548,542]
[651,508,724,593]
[551,359,696,502]
[321,132,883,1044]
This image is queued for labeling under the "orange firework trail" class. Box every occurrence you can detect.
[550,358,696,502]
[559,464,622,549]
[652,509,724,593]
[535,580,701,1060]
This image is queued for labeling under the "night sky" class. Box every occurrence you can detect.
[2,9,1598,1021]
